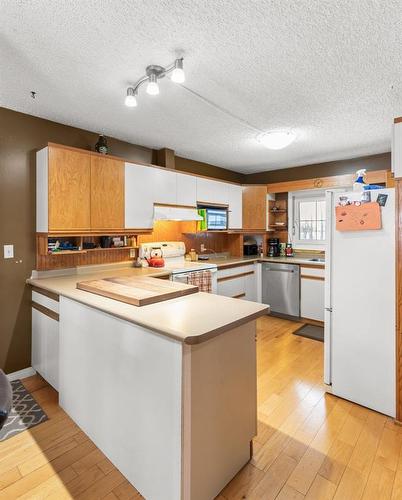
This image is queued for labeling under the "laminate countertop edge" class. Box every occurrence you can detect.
[27,276,269,345]
[210,256,325,269]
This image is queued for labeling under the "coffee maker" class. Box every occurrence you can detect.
[268,238,280,257]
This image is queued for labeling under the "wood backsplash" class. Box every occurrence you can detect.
[37,221,244,270]
[138,221,243,256]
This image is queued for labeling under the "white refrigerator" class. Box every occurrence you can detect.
[324,188,396,417]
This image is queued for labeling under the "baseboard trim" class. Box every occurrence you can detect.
[6,367,36,381]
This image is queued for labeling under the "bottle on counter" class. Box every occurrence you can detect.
[285,243,294,257]
[189,249,198,261]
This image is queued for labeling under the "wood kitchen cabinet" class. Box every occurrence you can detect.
[242,185,267,230]
[90,156,124,230]
[47,146,91,232]
[37,143,244,234]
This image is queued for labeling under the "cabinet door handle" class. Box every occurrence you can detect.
[265,268,294,273]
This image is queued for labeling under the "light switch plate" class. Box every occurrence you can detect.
[4,245,14,259]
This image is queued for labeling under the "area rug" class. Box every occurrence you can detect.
[0,379,48,441]
[294,324,324,342]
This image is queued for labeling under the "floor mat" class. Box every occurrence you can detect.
[294,324,324,342]
[0,379,48,441]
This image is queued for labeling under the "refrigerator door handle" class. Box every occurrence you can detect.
[325,307,332,312]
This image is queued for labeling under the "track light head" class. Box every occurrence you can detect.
[146,73,160,95]
[171,58,185,83]
[125,58,185,106]
[125,87,137,107]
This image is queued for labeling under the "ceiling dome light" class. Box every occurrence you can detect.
[125,87,137,107]
[146,74,160,95]
[258,130,296,150]
[171,58,185,84]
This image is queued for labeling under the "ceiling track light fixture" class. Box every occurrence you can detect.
[125,58,185,107]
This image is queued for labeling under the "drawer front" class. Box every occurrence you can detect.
[217,263,255,279]
[217,276,246,298]
[32,289,59,313]
[300,266,325,279]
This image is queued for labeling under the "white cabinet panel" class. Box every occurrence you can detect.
[152,168,177,205]
[217,276,245,298]
[227,184,242,229]
[32,308,59,390]
[177,173,197,206]
[244,269,257,302]
[217,264,257,301]
[300,277,325,322]
[36,147,49,232]
[125,163,155,228]
[196,178,228,205]
[392,121,402,177]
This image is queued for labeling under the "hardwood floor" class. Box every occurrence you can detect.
[0,315,401,499]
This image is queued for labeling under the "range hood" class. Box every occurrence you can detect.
[153,205,203,222]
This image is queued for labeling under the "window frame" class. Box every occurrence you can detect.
[288,190,327,249]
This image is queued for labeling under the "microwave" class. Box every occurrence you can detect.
[199,206,228,230]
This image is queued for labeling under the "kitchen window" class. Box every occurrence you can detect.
[289,191,326,247]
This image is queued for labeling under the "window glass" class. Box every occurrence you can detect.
[297,198,326,242]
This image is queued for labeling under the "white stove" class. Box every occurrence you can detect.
[139,241,218,292]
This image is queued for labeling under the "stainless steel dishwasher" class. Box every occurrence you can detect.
[262,262,300,317]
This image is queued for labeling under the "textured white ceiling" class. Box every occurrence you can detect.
[1,0,402,173]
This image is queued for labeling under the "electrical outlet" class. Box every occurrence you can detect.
[200,244,206,252]
[129,249,136,258]
[3,245,14,259]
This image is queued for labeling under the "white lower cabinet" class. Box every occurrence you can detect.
[217,264,257,301]
[32,291,59,390]
[300,266,325,322]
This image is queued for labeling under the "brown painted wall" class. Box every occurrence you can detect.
[243,152,391,184]
[0,107,247,373]
[174,155,245,183]
[0,107,157,373]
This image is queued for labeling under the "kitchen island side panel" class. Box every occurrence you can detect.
[58,297,182,500]
[182,321,257,500]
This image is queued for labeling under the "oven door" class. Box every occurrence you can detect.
[171,270,218,294]
[170,273,189,284]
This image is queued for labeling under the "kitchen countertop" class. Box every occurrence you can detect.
[207,255,325,268]
[28,267,268,345]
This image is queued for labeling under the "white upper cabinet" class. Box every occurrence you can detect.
[125,162,243,229]
[227,184,242,229]
[125,163,155,228]
[196,178,229,205]
[392,120,402,178]
[151,168,177,205]
[177,173,197,207]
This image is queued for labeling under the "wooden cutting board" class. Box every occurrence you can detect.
[76,276,198,306]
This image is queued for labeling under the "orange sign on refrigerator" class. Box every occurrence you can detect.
[335,202,382,231]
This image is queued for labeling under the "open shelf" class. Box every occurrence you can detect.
[86,246,138,252]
